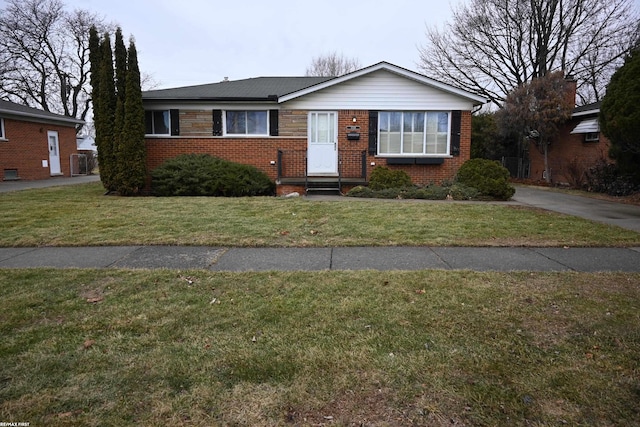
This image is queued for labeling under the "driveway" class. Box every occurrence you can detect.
[0,174,100,193]
[513,185,640,233]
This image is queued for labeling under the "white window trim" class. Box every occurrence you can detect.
[145,110,171,136]
[378,111,451,157]
[0,118,6,141]
[223,110,269,137]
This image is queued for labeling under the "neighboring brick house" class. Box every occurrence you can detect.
[142,62,486,195]
[528,80,610,185]
[0,99,83,181]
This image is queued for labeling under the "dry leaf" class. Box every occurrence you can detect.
[83,339,95,349]
[86,296,104,303]
[415,289,426,294]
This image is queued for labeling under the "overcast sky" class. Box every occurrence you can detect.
[65,0,458,89]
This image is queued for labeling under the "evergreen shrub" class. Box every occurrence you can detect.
[151,154,275,197]
[455,159,515,200]
[368,166,413,190]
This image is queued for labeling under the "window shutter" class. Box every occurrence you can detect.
[368,111,378,155]
[269,110,279,136]
[450,110,461,156]
[212,110,223,136]
[170,109,180,136]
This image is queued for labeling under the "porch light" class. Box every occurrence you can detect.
[352,117,357,123]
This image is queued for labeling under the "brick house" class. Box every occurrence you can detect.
[142,62,486,195]
[0,99,83,181]
[528,79,610,185]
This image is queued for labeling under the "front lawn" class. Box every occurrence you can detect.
[0,182,638,247]
[1,269,638,426]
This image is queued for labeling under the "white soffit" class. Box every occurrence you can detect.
[570,118,599,134]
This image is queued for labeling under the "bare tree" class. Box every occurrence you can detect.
[305,52,361,77]
[0,0,109,132]
[418,0,639,108]
[496,71,573,183]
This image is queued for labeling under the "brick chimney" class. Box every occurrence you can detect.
[564,74,577,108]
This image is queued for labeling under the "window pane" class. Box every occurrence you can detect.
[144,112,153,134]
[437,113,448,133]
[247,111,267,134]
[317,113,329,142]
[425,134,437,154]
[226,111,246,134]
[404,131,424,153]
[328,113,335,142]
[153,111,169,134]
[402,113,425,153]
[436,134,448,153]
[389,112,402,132]
[425,112,449,154]
[379,112,390,132]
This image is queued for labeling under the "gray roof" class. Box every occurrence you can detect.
[0,99,83,125]
[573,101,601,116]
[142,76,333,101]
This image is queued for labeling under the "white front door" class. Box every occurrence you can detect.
[47,131,61,175]
[308,111,338,175]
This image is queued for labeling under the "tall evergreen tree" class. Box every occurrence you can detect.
[88,26,102,170]
[118,39,146,195]
[113,27,128,189]
[600,47,640,181]
[96,33,117,192]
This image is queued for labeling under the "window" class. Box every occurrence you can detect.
[225,110,268,135]
[378,111,449,156]
[0,118,5,139]
[145,110,170,135]
[309,112,336,143]
[585,132,600,142]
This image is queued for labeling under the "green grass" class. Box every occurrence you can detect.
[0,269,639,426]
[0,182,638,247]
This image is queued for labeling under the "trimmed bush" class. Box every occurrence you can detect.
[368,166,413,190]
[151,154,275,197]
[456,159,515,200]
[346,182,479,200]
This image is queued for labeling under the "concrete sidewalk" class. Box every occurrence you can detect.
[1,245,639,272]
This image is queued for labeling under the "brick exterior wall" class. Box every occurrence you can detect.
[528,118,610,185]
[0,117,77,180]
[145,109,473,195]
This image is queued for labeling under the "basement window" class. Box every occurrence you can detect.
[584,132,600,142]
[4,169,19,180]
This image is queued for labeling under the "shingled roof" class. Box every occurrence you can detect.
[0,99,83,125]
[573,101,601,117]
[142,76,333,101]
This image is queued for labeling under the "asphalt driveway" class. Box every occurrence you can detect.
[513,185,640,233]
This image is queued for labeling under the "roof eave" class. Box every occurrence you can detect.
[0,108,84,125]
[572,108,600,118]
[278,61,487,105]
[142,96,279,102]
